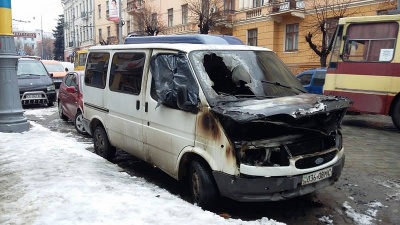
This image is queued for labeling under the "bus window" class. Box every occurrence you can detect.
[343,22,398,62]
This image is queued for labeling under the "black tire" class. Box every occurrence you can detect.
[74,111,87,134]
[189,160,218,209]
[391,99,400,131]
[58,101,68,121]
[93,126,116,161]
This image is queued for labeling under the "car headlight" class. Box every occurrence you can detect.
[47,85,55,91]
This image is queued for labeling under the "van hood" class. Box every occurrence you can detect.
[211,94,352,134]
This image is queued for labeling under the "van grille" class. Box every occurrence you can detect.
[295,150,337,169]
[287,136,336,156]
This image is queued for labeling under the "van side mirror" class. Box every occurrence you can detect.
[49,73,54,78]
[65,68,69,72]
[177,85,198,113]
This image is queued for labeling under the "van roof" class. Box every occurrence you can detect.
[124,34,244,45]
[89,43,272,52]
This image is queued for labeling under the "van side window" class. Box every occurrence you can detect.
[84,52,110,89]
[109,52,145,95]
[150,53,199,109]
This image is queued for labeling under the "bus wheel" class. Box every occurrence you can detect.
[392,99,400,131]
[189,160,218,209]
[93,126,116,160]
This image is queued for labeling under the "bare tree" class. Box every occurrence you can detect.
[184,0,224,34]
[133,3,166,36]
[305,0,356,67]
[23,45,34,56]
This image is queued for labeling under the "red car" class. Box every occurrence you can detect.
[58,71,86,134]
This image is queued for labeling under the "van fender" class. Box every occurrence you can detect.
[175,146,219,181]
[88,115,106,134]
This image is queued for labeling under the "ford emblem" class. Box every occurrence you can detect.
[315,157,324,165]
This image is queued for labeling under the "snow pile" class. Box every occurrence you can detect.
[24,107,59,119]
[0,122,284,225]
[342,200,384,225]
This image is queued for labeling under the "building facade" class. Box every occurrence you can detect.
[62,0,396,70]
[62,0,96,61]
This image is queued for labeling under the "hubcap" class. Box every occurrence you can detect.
[75,114,86,133]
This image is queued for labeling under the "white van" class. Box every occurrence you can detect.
[82,35,351,208]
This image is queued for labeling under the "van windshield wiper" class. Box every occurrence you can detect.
[261,80,307,94]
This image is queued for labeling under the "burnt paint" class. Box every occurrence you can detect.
[196,109,235,160]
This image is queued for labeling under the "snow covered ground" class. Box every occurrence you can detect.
[2,107,397,225]
[0,118,284,225]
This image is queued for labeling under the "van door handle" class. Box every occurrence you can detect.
[136,100,140,110]
[145,102,148,112]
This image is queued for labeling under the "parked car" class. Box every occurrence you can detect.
[58,71,86,134]
[60,61,74,72]
[295,68,327,94]
[42,60,68,88]
[82,35,352,208]
[17,58,56,107]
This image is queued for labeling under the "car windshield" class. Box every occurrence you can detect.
[189,50,306,103]
[44,63,65,72]
[17,60,48,76]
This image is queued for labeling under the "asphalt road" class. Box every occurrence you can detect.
[25,106,400,225]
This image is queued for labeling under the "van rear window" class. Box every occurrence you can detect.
[84,52,110,89]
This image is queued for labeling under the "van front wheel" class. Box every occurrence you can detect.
[392,99,400,130]
[93,126,116,161]
[189,160,218,209]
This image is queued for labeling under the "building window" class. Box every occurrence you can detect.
[127,20,131,33]
[168,8,173,27]
[98,4,101,18]
[247,29,258,46]
[107,26,111,38]
[151,13,158,27]
[285,23,299,51]
[224,0,235,10]
[98,28,102,39]
[253,0,264,8]
[182,4,188,24]
[106,1,109,18]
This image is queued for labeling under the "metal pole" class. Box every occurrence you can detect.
[41,15,44,59]
[118,0,122,44]
[0,0,29,132]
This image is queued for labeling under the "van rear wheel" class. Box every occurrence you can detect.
[392,99,400,130]
[93,126,116,160]
[189,160,218,209]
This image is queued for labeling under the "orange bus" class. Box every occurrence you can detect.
[325,14,400,130]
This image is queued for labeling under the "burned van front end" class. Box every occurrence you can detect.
[189,48,352,202]
[210,95,351,201]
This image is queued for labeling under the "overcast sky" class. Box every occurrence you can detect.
[11,0,63,33]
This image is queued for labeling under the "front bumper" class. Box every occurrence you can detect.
[20,91,57,105]
[213,155,345,202]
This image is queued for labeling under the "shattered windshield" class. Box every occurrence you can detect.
[189,50,306,105]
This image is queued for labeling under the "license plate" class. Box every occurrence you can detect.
[302,167,332,186]
[26,94,42,99]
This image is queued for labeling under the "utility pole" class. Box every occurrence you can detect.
[0,0,29,132]
[41,16,44,59]
[118,0,123,43]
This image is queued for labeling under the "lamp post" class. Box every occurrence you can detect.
[0,0,29,132]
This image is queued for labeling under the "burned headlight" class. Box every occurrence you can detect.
[240,147,289,167]
[335,131,343,150]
